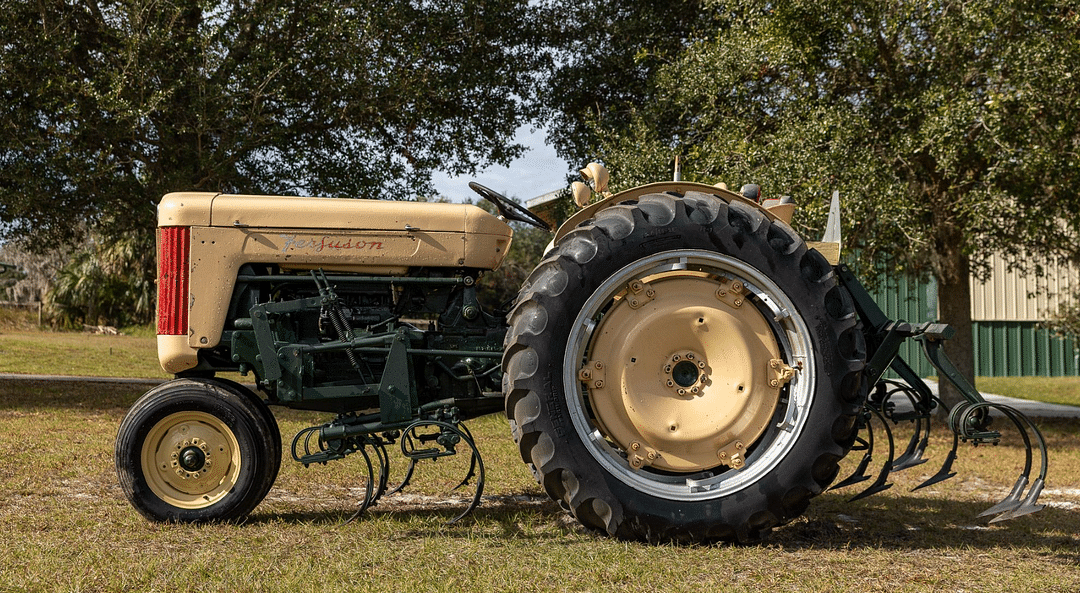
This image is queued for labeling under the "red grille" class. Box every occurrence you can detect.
[157,226,190,335]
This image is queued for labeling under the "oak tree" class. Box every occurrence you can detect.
[580,0,1080,407]
[1,0,550,324]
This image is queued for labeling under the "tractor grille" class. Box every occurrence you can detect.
[157,226,190,335]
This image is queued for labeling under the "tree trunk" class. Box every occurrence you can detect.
[936,251,977,414]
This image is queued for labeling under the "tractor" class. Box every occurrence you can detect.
[115,164,1048,542]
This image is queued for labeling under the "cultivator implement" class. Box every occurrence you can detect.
[293,406,486,524]
[834,265,1048,521]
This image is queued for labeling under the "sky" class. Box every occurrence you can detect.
[430,126,573,204]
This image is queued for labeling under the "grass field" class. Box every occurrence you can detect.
[0,379,1078,592]
[1,318,1079,591]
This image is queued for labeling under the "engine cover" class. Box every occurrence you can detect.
[156,192,513,372]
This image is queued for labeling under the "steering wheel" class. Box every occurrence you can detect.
[468,182,551,231]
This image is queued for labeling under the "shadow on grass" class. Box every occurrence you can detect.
[770,491,1080,557]
[240,487,1080,558]
[0,379,146,411]
[245,493,583,540]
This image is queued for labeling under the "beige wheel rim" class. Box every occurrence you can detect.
[564,250,814,501]
[141,411,242,509]
[581,270,789,473]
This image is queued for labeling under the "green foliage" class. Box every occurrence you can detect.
[0,261,24,295]
[571,0,1080,401]
[1045,292,1080,352]
[45,231,156,328]
[585,0,1080,277]
[540,0,726,166]
[1,2,551,246]
[0,0,553,324]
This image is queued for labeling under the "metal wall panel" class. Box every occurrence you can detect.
[970,252,1079,322]
[865,271,1079,377]
[973,322,1079,377]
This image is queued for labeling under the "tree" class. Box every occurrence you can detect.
[538,0,726,166]
[577,0,1080,408]
[0,0,550,323]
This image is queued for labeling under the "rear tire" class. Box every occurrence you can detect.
[115,379,278,522]
[503,190,866,542]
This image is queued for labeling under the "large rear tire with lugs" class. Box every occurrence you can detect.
[503,190,867,543]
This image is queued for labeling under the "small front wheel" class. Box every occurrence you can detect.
[115,379,278,522]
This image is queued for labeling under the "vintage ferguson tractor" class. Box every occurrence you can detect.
[116,164,1048,542]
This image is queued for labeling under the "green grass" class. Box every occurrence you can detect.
[1,315,1079,590]
[977,376,1080,407]
[0,309,166,378]
[0,330,169,378]
[1,379,1079,592]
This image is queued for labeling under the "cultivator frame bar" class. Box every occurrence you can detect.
[836,264,1048,521]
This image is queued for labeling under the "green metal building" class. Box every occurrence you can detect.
[866,253,1079,377]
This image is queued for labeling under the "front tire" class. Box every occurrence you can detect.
[503,191,867,542]
[115,379,278,522]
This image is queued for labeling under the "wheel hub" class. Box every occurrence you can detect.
[663,351,708,395]
[580,269,791,473]
[176,440,210,475]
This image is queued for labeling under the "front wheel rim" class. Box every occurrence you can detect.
[141,411,243,509]
[563,250,816,501]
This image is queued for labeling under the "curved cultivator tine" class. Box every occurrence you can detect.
[876,380,931,472]
[386,458,417,497]
[950,401,1048,523]
[912,430,959,491]
[991,478,1046,523]
[980,475,1029,518]
[343,445,377,524]
[832,431,874,490]
[449,421,480,491]
[849,406,895,502]
[399,418,486,524]
[446,426,486,523]
[892,427,929,472]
